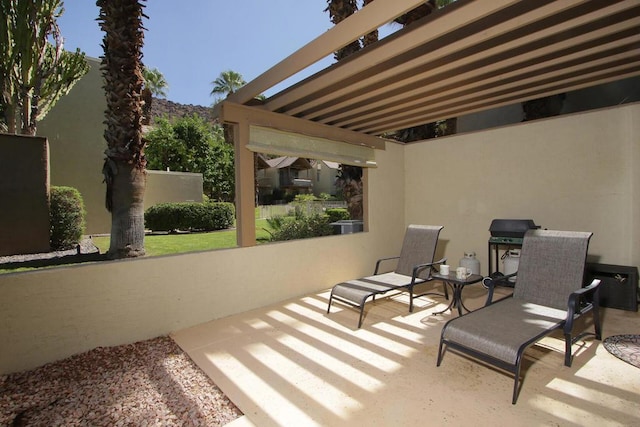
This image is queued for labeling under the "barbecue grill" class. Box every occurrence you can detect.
[489,219,540,243]
[488,219,540,279]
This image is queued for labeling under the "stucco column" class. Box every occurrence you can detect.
[234,121,256,247]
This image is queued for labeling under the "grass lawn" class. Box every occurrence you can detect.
[92,219,273,257]
[0,220,274,274]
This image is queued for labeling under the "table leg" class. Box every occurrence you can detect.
[453,284,464,316]
[432,281,456,316]
[456,285,473,315]
[433,281,472,316]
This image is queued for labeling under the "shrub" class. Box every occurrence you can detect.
[269,213,333,241]
[145,202,235,232]
[265,215,287,232]
[325,208,350,223]
[318,192,335,201]
[293,194,316,202]
[50,186,85,250]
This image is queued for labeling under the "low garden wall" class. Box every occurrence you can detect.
[0,134,50,256]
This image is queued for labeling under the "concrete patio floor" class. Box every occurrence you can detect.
[172,283,640,426]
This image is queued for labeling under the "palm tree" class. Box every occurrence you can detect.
[361,0,378,48]
[96,0,147,259]
[142,66,168,98]
[141,66,168,125]
[210,70,246,102]
[325,0,361,60]
[210,70,248,147]
[325,0,375,220]
[393,0,457,142]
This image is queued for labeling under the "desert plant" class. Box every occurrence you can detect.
[265,214,288,233]
[1,0,89,135]
[49,186,85,250]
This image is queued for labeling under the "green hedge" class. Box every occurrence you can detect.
[325,208,350,223]
[145,202,235,232]
[50,186,86,250]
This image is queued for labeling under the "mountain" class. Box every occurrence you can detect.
[149,98,216,123]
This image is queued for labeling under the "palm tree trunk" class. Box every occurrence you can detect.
[97,0,147,258]
[107,162,146,257]
[361,0,378,47]
[326,0,361,60]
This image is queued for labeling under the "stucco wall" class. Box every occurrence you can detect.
[0,143,405,374]
[405,103,640,274]
[0,134,50,256]
[37,58,208,234]
[37,57,110,235]
[145,170,203,209]
[3,104,637,375]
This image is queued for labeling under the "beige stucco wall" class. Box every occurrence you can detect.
[0,134,50,256]
[0,142,405,374]
[145,170,203,209]
[405,103,640,273]
[2,104,638,375]
[313,162,340,197]
[37,58,207,234]
[37,57,110,235]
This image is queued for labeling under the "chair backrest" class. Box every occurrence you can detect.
[513,229,592,310]
[395,225,443,279]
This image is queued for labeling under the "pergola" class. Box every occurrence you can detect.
[214,0,640,246]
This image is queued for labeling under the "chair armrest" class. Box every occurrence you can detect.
[493,271,518,286]
[483,272,518,306]
[411,257,447,282]
[567,278,601,315]
[564,278,601,334]
[374,256,400,274]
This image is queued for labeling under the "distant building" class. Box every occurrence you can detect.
[256,155,340,204]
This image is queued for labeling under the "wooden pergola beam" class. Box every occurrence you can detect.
[217,101,386,150]
[225,0,431,105]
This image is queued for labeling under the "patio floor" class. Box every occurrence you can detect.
[172,283,640,427]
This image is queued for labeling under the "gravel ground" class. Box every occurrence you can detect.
[0,336,242,426]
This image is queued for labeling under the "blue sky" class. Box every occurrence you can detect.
[58,1,342,106]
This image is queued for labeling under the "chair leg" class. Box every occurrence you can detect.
[357,294,374,328]
[512,369,521,405]
[436,340,445,366]
[409,285,414,312]
[593,304,602,341]
[327,290,334,314]
[512,352,526,404]
[564,332,573,367]
[357,306,365,328]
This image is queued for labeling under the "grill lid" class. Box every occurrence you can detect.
[489,219,540,238]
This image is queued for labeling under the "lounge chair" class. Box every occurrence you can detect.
[437,229,602,404]
[327,225,448,328]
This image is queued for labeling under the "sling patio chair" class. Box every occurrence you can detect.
[437,229,602,404]
[327,224,448,328]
